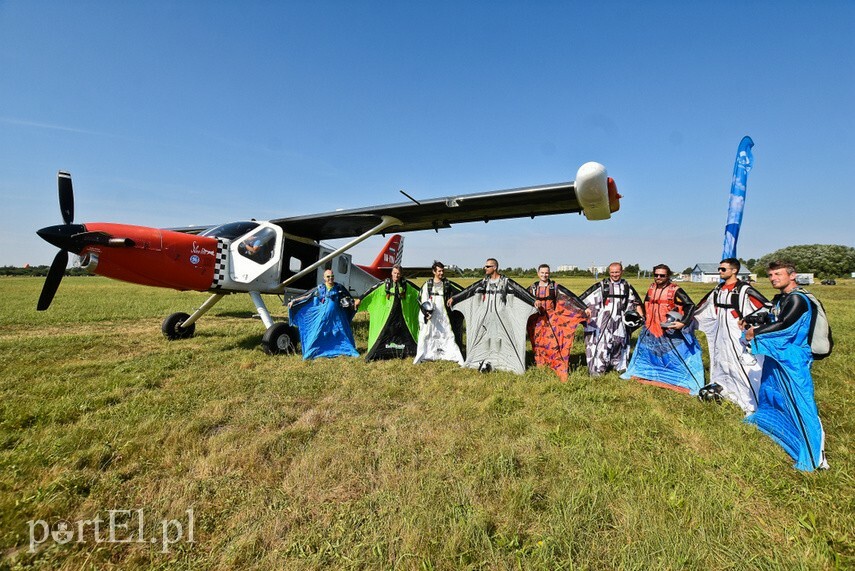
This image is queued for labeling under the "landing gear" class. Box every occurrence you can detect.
[161,293,225,341]
[162,312,196,340]
[261,322,299,355]
[162,291,300,355]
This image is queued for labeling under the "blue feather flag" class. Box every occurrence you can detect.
[721,136,754,260]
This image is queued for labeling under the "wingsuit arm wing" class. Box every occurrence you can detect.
[357,280,387,312]
[674,288,697,324]
[741,284,773,316]
[556,284,587,312]
[447,280,464,295]
[695,288,716,313]
[289,287,318,310]
[628,285,643,309]
[579,281,602,305]
[449,279,484,306]
[505,278,537,305]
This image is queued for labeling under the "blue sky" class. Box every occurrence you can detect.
[1,1,853,273]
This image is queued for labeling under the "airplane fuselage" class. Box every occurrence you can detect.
[38,220,378,298]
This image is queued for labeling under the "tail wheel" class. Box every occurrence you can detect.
[162,312,195,340]
[262,323,299,355]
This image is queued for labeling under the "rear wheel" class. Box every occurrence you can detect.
[262,323,299,355]
[162,312,195,340]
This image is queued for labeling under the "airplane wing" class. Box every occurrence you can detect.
[270,163,620,241]
[163,225,213,235]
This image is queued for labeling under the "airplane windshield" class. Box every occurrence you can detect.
[199,221,260,240]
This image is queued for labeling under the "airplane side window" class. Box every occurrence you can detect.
[289,257,302,273]
[238,228,276,264]
[338,256,349,274]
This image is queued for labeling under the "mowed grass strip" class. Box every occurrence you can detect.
[0,276,852,570]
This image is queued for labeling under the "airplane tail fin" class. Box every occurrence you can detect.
[354,234,404,280]
[367,234,403,271]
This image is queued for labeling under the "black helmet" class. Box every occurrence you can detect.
[622,309,643,329]
[698,383,724,404]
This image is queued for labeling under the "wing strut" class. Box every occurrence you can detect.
[178,293,226,329]
[277,215,402,290]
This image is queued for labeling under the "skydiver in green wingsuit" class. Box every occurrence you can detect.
[355,265,421,361]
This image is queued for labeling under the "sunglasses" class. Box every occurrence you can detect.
[484,265,496,269]
[718,267,730,272]
[653,274,668,278]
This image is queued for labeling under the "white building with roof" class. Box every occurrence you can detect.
[690,263,753,283]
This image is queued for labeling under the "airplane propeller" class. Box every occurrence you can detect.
[59,170,74,225]
[36,172,136,311]
[37,172,83,311]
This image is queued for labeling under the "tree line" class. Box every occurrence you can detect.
[0,266,91,277]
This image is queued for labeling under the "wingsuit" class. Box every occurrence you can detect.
[745,290,828,471]
[289,282,359,360]
[580,278,642,376]
[527,280,586,381]
[695,280,771,413]
[451,276,536,374]
[621,282,705,394]
[358,277,421,361]
[414,278,465,365]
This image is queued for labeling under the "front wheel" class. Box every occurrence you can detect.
[262,323,299,355]
[162,312,195,340]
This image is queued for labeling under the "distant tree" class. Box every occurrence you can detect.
[682,267,693,275]
[624,263,640,275]
[0,265,91,277]
[756,244,855,278]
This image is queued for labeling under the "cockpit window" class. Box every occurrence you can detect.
[200,221,260,240]
[237,227,277,264]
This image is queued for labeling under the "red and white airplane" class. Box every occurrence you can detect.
[36,162,620,353]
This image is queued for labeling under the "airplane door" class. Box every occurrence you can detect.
[229,223,283,285]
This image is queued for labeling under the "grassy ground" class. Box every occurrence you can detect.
[0,276,852,570]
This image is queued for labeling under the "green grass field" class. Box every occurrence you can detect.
[1,276,852,570]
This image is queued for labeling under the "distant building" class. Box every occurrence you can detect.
[690,263,752,283]
[556,264,578,272]
[589,265,608,274]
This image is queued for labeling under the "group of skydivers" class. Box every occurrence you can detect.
[287,257,830,472]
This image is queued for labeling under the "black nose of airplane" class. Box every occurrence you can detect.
[36,224,86,253]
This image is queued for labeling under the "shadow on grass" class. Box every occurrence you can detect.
[214,311,265,319]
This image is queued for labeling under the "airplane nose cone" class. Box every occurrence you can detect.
[37,224,86,253]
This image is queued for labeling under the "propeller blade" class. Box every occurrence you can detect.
[58,171,74,225]
[37,249,69,311]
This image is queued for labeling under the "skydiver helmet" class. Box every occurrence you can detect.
[339,297,353,309]
[420,300,435,315]
[622,309,643,329]
[698,383,724,404]
[661,310,683,328]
